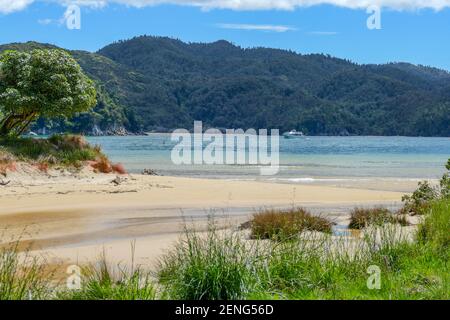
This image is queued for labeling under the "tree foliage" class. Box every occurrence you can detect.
[0,49,96,135]
[402,159,450,214]
[93,36,450,136]
[1,38,449,136]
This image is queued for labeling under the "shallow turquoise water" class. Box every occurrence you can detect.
[87,135,450,185]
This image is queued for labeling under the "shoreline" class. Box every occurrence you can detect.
[0,170,407,267]
[27,132,450,138]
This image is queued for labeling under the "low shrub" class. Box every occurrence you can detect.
[439,160,450,199]
[401,181,438,215]
[348,207,409,229]
[250,208,332,241]
[0,134,118,172]
[400,159,450,214]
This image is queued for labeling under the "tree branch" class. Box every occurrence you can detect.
[17,112,37,135]
[0,112,34,136]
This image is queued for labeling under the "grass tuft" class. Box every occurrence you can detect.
[91,155,113,173]
[157,222,261,300]
[0,150,16,176]
[250,208,332,241]
[1,197,448,300]
[348,207,409,230]
[0,240,52,300]
[58,252,155,300]
[0,134,102,166]
[417,199,450,250]
[0,134,124,173]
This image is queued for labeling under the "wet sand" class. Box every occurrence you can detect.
[0,172,408,268]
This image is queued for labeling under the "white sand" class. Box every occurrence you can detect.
[0,167,407,268]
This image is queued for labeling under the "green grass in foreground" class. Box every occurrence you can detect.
[158,199,449,300]
[57,253,156,300]
[158,224,261,300]
[0,241,52,300]
[1,199,448,300]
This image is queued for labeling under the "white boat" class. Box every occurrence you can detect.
[283,129,305,139]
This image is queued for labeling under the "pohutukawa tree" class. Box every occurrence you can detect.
[0,49,96,136]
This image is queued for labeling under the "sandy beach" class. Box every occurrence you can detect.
[0,166,410,269]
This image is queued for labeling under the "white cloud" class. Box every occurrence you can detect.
[87,0,450,11]
[2,0,450,14]
[217,23,296,32]
[58,0,107,8]
[0,0,34,14]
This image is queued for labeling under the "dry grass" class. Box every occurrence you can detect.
[250,208,333,241]
[0,162,16,176]
[91,157,126,175]
[0,134,102,167]
[91,155,113,173]
[0,150,16,176]
[36,162,49,173]
[348,207,409,230]
[48,134,89,150]
[112,163,127,175]
[0,134,126,174]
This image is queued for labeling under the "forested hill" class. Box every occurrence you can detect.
[1,36,449,136]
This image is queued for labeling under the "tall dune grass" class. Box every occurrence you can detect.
[157,223,264,300]
[0,134,125,173]
[0,240,52,300]
[0,134,101,166]
[57,251,156,300]
[417,199,450,250]
[250,208,332,241]
[348,207,409,229]
[158,200,449,300]
[0,201,448,300]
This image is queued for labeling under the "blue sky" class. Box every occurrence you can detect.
[1,1,450,70]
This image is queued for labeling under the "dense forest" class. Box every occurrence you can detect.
[1,36,449,136]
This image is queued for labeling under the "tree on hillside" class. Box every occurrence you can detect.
[0,49,96,136]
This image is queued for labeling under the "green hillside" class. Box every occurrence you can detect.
[1,37,449,136]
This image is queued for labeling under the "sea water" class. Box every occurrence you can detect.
[87,135,450,191]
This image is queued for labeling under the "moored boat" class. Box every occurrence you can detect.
[283,129,305,139]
